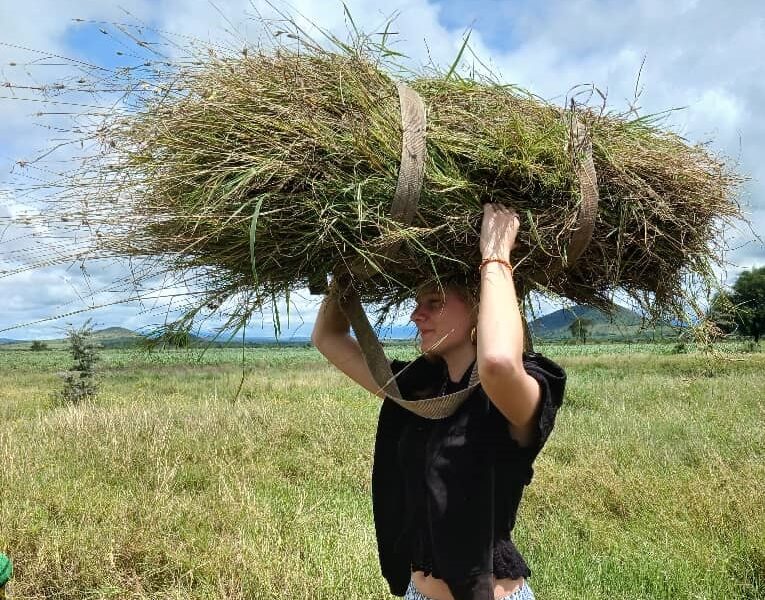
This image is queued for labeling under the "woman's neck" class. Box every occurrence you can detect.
[441,343,477,383]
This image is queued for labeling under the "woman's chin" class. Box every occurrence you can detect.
[418,341,433,354]
[420,339,443,356]
[419,336,472,356]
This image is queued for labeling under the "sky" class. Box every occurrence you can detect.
[0,0,763,340]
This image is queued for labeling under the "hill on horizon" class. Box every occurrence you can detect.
[529,304,677,341]
[0,327,145,350]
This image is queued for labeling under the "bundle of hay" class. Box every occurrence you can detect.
[29,31,741,328]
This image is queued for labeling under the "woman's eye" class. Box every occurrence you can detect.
[414,296,443,311]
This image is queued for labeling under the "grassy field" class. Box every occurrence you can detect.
[1,343,763,599]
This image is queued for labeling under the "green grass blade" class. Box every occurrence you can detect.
[271,290,281,338]
[249,195,266,285]
[446,30,471,80]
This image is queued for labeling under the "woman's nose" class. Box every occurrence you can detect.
[411,306,425,323]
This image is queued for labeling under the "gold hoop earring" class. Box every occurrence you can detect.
[470,326,477,344]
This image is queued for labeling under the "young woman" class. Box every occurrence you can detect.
[312,204,566,600]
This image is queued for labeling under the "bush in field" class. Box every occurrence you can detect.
[29,340,48,351]
[140,323,194,350]
[569,317,593,344]
[710,266,765,343]
[161,327,192,349]
[57,321,100,404]
[708,291,736,336]
[731,266,765,343]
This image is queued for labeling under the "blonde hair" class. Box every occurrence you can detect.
[423,278,479,323]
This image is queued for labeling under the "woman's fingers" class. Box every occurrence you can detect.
[480,203,522,256]
[484,203,519,222]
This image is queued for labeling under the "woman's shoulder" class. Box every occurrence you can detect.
[522,351,566,390]
[389,357,411,374]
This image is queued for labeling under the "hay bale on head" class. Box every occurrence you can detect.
[71,36,740,329]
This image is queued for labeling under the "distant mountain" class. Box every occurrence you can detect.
[530,304,640,331]
[529,304,675,341]
[0,327,146,350]
[91,327,139,338]
[91,327,145,348]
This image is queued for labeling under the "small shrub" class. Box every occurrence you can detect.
[57,321,100,404]
[30,340,48,351]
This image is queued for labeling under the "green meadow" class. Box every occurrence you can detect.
[1,343,763,599]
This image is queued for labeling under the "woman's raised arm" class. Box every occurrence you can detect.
[476,203,542,446]
[311,293,387,398]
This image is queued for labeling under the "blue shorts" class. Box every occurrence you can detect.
[404,578,535,600]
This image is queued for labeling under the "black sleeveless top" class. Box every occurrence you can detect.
[371,353,566,599]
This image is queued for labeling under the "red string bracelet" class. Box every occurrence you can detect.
[479,257,513,273]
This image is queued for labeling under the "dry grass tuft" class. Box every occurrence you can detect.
[3,15,743,331]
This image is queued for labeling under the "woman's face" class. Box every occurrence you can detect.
[410,285,474,355]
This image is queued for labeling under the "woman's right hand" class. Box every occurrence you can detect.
[480,203,520,259]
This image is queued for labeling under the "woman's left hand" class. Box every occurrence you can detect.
[480,203,520,259]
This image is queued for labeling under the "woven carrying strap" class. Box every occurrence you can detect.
[567,109,599,266]
[528,106,599,286]
[339,286,480,419]
[522,108,598,353]
[344,83,428,279]
[337,82,479,419]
